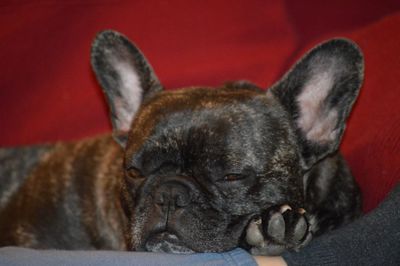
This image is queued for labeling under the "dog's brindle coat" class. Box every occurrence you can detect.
[0,31,362,255]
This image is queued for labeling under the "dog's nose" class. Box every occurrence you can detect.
[154,180,191,208]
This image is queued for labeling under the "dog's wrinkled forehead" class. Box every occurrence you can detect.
[124,87,285,175]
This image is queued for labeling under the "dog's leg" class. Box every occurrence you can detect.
[303,152,362,235]
[244,153,361,255]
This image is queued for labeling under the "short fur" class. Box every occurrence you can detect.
[0,31,362,255]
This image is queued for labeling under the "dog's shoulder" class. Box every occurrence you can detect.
[0,145,53,210]
[0,134,122,211]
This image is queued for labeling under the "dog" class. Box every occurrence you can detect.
[0,30,362,255]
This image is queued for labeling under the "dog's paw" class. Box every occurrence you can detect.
[245,205,312,256]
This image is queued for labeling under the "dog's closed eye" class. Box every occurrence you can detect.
[125,166,144,180]
[222,174,246,182]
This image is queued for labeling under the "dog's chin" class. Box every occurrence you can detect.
[145,232,195,254]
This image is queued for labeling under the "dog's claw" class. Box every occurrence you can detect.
[280,204,292,213]
[246,205,312,255]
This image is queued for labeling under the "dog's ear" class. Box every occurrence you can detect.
[268,39,364,169]
[91,30,163,147]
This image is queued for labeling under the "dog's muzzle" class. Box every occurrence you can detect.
[145,231,195,253]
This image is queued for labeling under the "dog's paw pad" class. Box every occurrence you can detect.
[246,204,312,255]
[246,217,264,246]
[293,215,308,242]
[266,212,285,241]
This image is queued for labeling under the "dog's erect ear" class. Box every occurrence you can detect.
[91,30,163,147]
[269,39,364,169]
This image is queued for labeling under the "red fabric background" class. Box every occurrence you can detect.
[0,0,399,212]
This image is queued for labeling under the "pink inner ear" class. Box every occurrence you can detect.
[297,70,339,144]
[112,60,143,132]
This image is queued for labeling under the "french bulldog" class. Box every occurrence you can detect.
[0,30,363,255]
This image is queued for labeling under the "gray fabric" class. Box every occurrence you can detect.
[282,183,400,266]
[0,247,257,266]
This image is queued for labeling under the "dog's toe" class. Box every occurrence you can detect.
[265,212,285,242]
[293,214,308,242]
[246,217,264,246]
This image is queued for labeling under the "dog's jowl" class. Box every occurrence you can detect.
[0,31,363,255]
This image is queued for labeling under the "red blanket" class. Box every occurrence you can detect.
[1,0,399,212]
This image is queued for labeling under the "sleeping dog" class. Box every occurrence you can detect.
[0,31,362,255]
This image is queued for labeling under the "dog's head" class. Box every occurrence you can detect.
[91,31,363,253]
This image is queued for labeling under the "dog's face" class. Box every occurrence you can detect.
[122,87,305,253]
[91,31,363,253]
